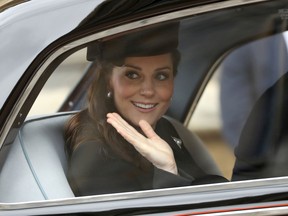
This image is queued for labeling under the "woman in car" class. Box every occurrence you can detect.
[65,22,227,196]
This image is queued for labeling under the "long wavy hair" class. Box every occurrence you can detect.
[65,50,180,168]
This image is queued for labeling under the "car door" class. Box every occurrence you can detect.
[1,0,288,215]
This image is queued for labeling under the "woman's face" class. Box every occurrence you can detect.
[109,53,174,128]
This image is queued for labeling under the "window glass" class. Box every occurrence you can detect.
[224,33,288,181]
[28,48,89,116]
[189,69,235,180]
[189,32,288,181]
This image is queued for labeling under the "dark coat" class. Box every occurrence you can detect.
[68,117,227,196]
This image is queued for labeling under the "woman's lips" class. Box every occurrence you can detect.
[132,102,158,112]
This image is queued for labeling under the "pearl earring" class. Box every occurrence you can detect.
[107,91,112,98]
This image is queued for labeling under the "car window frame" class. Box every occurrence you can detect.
[2,0,288,214]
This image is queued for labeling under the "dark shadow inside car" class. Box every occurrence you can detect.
[233,72,288,180]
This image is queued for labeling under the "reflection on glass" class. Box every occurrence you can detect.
[219,33,288,180]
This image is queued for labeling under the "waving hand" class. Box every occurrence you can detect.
[107,113,178,175]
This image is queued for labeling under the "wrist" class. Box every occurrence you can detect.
[161,162,178,175]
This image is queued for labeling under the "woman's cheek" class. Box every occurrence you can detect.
[159,83,174,101]
[116,83,138,98]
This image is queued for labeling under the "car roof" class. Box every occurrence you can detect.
[0,0,225,110]
[0,0,104,109]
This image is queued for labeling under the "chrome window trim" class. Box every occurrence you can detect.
[215,206,288,216]
[1,176,288,210]
[2,0,283,210]
[184,56,226,126]
[185,204,288,216]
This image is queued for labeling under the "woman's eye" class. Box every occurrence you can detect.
[156,73,169,81]
[125,71,139,79]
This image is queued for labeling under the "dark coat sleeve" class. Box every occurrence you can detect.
[153,168,228,189]
[68,141,227,196]
[68,142,143,196]
[68,141,193,196]
[153,167,191,188]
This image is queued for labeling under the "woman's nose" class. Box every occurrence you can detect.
[140,79,155,97]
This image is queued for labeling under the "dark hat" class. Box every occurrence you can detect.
[87,22,179,64]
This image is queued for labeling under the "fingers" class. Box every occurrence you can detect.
[139,120,158,140]
[106,112,145,145]
[107,112,133,133]
[107,113,159,144]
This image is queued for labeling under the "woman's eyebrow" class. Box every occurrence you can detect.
[123,65,172,71]
[123,64,141,70]
[155,66,172,71]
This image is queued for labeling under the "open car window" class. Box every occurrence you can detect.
[190,32,288,180]
[1,0,288,211]
[29,49,89,116]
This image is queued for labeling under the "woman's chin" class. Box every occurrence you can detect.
[131,118,154,127]
[124,114,158,129]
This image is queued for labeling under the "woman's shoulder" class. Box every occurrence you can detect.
[157,117,175,129]
[156,117,180,138]
[71,140,115,162]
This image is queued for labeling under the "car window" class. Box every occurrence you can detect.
[2,0,288,206]
[189,32,288,181]
[189,68,236,180]
[28,49,89,116]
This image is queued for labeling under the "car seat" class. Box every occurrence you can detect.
[0,113,74,202]
[232,72,288,180]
